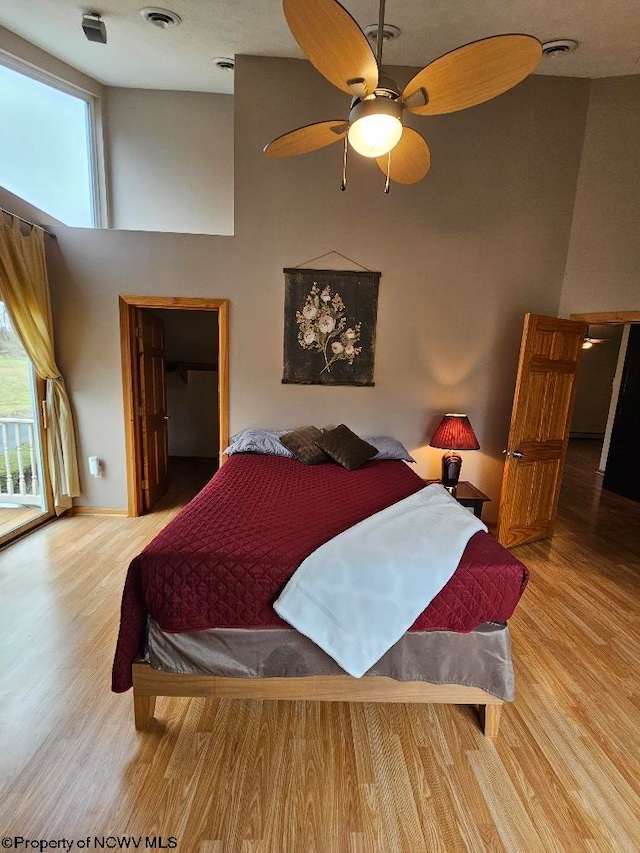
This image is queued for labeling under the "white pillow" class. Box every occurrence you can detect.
[364,436,415,462]
[224,429,294,458]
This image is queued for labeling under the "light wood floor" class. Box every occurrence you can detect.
[0,442,638,852]
[0,504,43,540]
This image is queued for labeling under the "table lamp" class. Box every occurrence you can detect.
[429,413,480,488]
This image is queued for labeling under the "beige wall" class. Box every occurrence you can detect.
[0,26,102,97]
[0,186,63,227]
[559,76,640,316]
[45,56,590,518]
[45,229,233,505]
[104,88,234,235]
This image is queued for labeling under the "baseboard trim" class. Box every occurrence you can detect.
[70,507,129,517]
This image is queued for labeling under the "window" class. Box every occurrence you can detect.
[0,60,100,227]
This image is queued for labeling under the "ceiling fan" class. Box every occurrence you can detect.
[582,331,610,349]
[264,0,543,191]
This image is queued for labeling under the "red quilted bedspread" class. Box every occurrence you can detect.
[112,455,528,691]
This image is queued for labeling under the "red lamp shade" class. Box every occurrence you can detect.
[429,414,479,488]
[429,414,480,451]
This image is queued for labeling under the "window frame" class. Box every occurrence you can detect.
[0,49,108,228]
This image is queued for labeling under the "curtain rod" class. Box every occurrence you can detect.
[0,206,57,238]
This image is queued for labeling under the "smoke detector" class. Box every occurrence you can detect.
[213,57,235,71]
[542,39,578,57]
[363,23,401,45]
[139,7,182,28]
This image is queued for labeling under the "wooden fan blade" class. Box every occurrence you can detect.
[402,34,542,115]
[264,120,348,158]
[376,128,431,184]
[283,0,378,96]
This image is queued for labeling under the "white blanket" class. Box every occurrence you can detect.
[274,483,487,678]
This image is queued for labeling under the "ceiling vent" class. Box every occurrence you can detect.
[363,23,401,45]
[542,39,578,57]
[213,57,235,71]
[139,7,182,28]
[82,12,107,44]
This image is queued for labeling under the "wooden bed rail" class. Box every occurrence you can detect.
[132,662,503,737]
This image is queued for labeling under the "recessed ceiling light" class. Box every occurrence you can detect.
[139,7,182,28]
[212,57,235,71]
[363,23,401,44]
[542,39,579,57]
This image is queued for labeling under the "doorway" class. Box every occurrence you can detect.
[569,322,625,476]
[119,296,229,517]
[566,311,640,512]
[497,311,640,547]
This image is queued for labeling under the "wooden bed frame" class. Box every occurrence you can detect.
[132,662,503,737]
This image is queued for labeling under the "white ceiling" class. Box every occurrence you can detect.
[1,0,639,95]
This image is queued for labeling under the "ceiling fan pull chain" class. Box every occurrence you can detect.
[384,150,391,194]
[340,136,348,191]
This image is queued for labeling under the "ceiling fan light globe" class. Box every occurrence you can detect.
[348,113,403,158]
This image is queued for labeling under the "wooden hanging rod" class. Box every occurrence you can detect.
[0,206,56,238]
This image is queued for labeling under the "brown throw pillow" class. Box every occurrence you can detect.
[279,425,328,465]
[315,424,377,471]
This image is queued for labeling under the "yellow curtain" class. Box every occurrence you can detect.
[0,214,80,514]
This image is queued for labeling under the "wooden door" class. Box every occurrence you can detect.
[137,309,169,511]
[497,314,587,548]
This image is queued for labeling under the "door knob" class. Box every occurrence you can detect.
[163,416,171,420]
[502,450,510,457]
[512,451,524,458]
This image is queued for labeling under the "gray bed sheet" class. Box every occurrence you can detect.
[147,620,514,701]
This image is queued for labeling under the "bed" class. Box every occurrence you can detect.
[113,449,528,737]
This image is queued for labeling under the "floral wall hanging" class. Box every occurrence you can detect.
[282,268,380,386]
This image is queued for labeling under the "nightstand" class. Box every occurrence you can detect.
[423,480,491,519]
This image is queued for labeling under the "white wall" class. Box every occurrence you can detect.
[559,76,640,316]
[104,88,234,235]
[44,56,590,519]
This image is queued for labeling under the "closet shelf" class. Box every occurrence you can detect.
[166,361,217,384]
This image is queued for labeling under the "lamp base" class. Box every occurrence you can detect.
[441,451,462,488]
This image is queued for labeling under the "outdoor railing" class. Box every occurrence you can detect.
[0,417,42,506]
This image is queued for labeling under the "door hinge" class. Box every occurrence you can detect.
[138,405,144,417]
[142,479,148,490]
[135,325,143,338]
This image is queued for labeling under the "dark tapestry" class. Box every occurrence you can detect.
[282,268,380,386]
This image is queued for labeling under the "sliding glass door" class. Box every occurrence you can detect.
[0,301,52,545]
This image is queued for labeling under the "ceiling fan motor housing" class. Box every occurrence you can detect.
[349,95,402,126]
